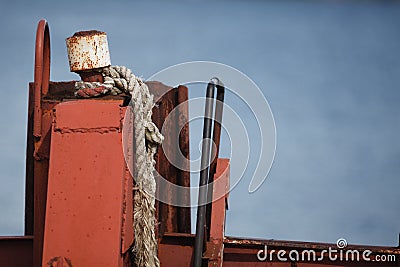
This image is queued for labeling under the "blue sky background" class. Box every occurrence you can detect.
[0,0,399,246]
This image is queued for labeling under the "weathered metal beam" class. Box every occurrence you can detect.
[176,85,191,233]
[152,83,192,235]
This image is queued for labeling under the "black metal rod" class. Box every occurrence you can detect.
[206,81,225,239]
[193,82,215,267]
[209,81,225,185]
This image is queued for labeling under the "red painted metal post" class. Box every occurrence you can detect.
[206,159,229,267]
[42,100,132,267]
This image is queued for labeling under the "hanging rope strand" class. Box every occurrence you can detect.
[74,66,163,267]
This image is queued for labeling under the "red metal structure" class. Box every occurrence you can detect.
[0,19,399,266]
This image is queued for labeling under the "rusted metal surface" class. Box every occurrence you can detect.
[152,83,192,235]
[176,85,191,233]
[159,233,195,266]
[78,70,104,83]
[155,88,178,235]
[72,30,106,37]
[44,81,123,100]
[0,236,33,267]
[66,30,111,72]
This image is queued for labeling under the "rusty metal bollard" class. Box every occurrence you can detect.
[66,30,111,83]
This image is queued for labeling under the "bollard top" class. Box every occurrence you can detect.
[66,30,111,72]
[71,30,105,37]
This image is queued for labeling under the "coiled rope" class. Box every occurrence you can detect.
[75,66,163,267]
